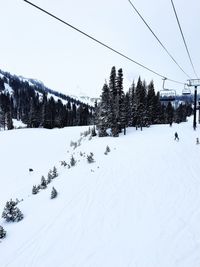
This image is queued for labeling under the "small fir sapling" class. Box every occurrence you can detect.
[87,152,95,163]
[2,199,24,222]
[104,145,111,155]
[52,166,58,178]
[32,185,39,195]
[70,155,76,167]
[40,176,47,189]
[47,170,53,184]
[0,226,6,239]
[61,160,67,167]
[51,187,58,199]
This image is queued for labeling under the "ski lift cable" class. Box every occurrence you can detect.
[170,0,199,79]
[23,0,185,86]
[127,0,191,79]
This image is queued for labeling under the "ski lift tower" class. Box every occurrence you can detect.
[188,79,200,130]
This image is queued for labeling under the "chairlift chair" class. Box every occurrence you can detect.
[182,84,191,95]
[160,78,176,102]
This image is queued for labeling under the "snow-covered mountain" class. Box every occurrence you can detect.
[69,93,99,106]
[0,116,200,267]
[0,69,94,130]
[0,69,96,107]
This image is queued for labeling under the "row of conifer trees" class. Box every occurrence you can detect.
[96,66,192,137]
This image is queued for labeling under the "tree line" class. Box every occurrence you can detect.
[0,70,94,130]
[96,66,193,137]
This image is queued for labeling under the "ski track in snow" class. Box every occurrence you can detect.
[0,118,200,267]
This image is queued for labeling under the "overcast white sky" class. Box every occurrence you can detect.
[1,0,200,97]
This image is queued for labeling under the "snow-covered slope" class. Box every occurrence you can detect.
[0,117,200,267]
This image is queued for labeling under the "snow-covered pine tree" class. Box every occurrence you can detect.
[32,185,39,194]
[52,166,58,178]
[106,145,111,153]
[5,107,14,130]
[51,187,58,199]
[109,66,119,137]
[2,199,24,222]
[146,80,156,125]
[165,102,174,124]
[70,155,76,167]
[47,170,53,184]
[97,83,110,137]
[60,160,67,167]
[87,152,95,163]
[116,68,125,133]
[0,226,6,239]
[40,176,47,189]
[135,77,147,130]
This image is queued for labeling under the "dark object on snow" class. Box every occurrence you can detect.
[174,132,179,141]
[29,168,34,172]
[0,226,6,239]
[196,137,199,145]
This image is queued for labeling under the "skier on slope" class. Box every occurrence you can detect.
[174,132,179,141]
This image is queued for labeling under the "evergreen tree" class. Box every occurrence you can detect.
[91,126,97,137]
[146,80,156,125]
[104,145,111,155]
[2,199,24,222]
[47,170,53,184]
[5,107,14,130]
[165,102,174,124]
[175,103,187,123]
[0,78,5,91]
[51,187,58,199]
[109,66,119,137]
[40,176,47,189]
[52,166,58,178]
[70,155,76,167]
[32,185,39,194]
[0,226,6,239]
[116,68,126,133]
[87,152,95,163]
[97,83,111,137]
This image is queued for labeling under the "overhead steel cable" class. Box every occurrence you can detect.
[23,0,184,85]
[128,0,191,79]
[170,0,198,78]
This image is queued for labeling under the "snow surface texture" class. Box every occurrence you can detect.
[0,117,200,267]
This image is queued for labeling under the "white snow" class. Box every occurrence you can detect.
[4,83,13,95]
[12,119,27,129]
[0,117,200,267]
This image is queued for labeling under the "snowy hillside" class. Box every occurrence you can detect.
[0,117,200,267]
